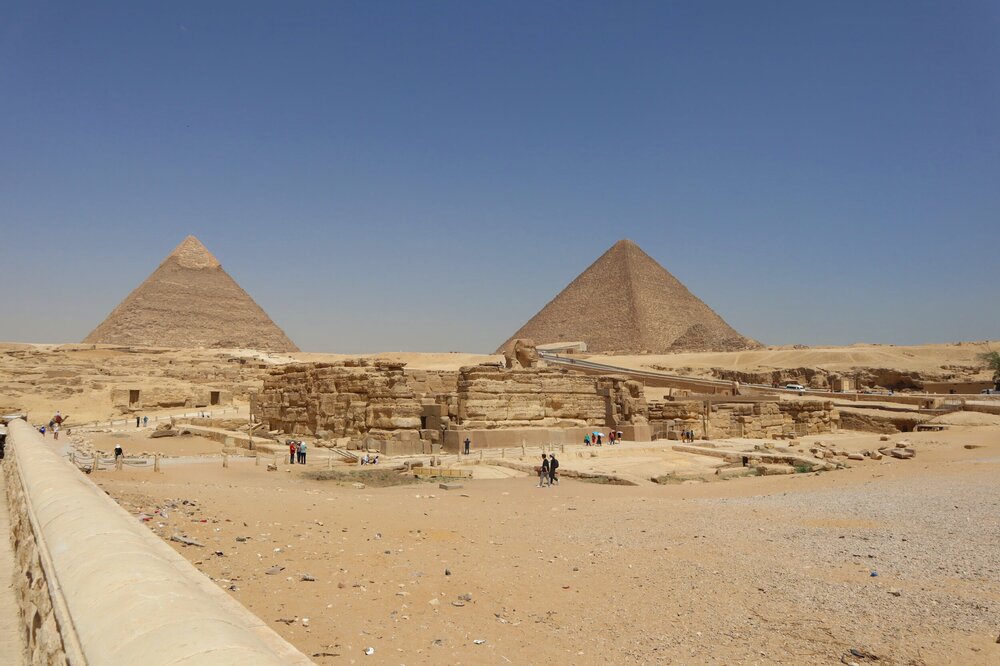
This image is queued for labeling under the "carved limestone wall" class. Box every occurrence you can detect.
[254,359,426,439]
[254,362,651,442]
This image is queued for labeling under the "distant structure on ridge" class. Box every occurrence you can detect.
[498,239,760,354]
[84,235,299,352]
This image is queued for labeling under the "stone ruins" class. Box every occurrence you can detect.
[253,358,839,454]
[252,360,653,454]
[648,398,839,440]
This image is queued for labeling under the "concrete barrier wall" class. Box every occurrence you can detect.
[3,419,313,665]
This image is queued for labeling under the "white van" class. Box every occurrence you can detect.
[785,383,805,391]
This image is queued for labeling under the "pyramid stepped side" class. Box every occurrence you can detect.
[498,239,759,354]
[498,244,644,353]
[84,237,299,352]
[623,242,757,353]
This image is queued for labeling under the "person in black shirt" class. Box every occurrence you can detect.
[538,454,549,487]
[548,454,559,485]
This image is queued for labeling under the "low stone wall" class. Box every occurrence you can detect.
[649,399,839,439]
[3,418,312,665]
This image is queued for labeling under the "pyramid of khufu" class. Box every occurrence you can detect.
[498,239,760,354]
[84,235,299,352]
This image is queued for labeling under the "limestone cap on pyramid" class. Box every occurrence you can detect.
[498,239,760,354]
[84,235,299,352]
[166,235,222,270]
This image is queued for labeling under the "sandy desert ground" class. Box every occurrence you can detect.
[80,424,1000,666]
[584,341,997,382]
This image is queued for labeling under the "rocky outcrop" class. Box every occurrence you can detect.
[255,360,425,440]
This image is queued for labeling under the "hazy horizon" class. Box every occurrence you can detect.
[2,2,997,352]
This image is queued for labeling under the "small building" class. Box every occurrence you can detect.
[829,376,855,393]
[111,387,232,411]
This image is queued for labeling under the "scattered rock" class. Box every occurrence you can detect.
[301,573,316,582]
[265,566,285,575]
[170,534,204,547]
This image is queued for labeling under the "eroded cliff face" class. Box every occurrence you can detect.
[667,366,981,392]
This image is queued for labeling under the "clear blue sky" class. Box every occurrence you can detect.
[1,1,997,352]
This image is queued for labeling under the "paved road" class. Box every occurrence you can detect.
[0,471,27,664]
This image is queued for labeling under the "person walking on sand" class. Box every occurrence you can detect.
[464,437,471,455]
[288,440,296,464]
[538,454,549,487]
[584,434,590,447]
[143,415,148,427]
[114,443,124,460]
[136,416,141,428]
[299,440,307,464]
[548,454,559,485]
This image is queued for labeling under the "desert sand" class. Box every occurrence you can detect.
[584,341,996,382]
[71,423,999,666]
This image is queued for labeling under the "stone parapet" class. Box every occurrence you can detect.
[2,419,311,665]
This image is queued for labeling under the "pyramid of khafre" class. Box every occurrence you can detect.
[498,239,760,354]
[84,235,299,352]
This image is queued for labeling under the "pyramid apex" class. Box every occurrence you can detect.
[167,235,221,269]
[609,238,643,254]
